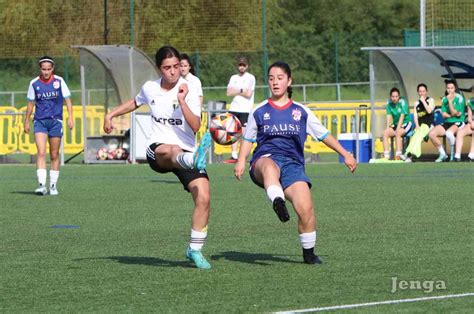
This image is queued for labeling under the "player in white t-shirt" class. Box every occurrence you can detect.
[225,56,256,163]
[180,53,203,109]
[104,46,213,270]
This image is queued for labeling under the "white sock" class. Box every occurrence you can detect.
[189,228,207,251]
[266,185,285,202]
[445,131,455,146]
[437,146,446,155]
[383,151,390,159]
[299,231,317,249]
[231,151,238,159]
[395,151,402,156]
[176,152,194,169]
[454,153,461,159]
[49,170,59,188]
[37,169,47,186]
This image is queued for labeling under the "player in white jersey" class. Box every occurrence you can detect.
[180,53,203,109]
[24,56,74,196]
[234,61,357,265]
[225,56,256,163]
[104,46,213,270]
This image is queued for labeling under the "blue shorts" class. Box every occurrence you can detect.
[34,119,63,137]
[249,154,311,190]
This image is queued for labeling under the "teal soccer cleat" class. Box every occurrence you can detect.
[186,247,212,270]
[193,132,212,170]
[435,152,448,163]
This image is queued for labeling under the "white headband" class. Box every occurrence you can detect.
[39,58,54,65]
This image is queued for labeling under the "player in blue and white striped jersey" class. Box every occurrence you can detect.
[234,61,357,265]
[23,56,74,196]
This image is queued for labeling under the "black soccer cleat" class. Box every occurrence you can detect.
[303,247,323,265]
[272,197,290,222]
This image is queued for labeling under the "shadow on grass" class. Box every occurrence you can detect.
[74,256,192,268]
[211,251,300,266]
[11,191,39,196]
[150,178,180,184]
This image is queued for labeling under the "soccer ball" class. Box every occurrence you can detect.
[106,149,116,160]
[96,147,108,160]
[209,113,243,145]
[114,147,128,160]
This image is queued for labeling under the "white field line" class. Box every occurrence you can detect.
[273,292,474,313]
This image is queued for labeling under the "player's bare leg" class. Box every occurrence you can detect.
[34,132,48,195]
[382,128,396,159]
[285,181,321,265]
[395,128,406,159]
[185,177,211,269]
[253,157,290,222]
[48,137,61,195]
[429,125,448,162]
[454,126,472,161]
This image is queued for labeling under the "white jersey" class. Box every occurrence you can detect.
[135,77,201,152]
[184,73,203,97]
[227,72,256,113]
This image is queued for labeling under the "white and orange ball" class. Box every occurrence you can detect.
[114,147,128,160]
[209,113,243,145]
[96,147,108,160]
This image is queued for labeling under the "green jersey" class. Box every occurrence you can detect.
[386,98,410,125]
[441,93,465,123]
[469,98,474,111]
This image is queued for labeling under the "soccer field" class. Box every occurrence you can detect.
[1,163,473,312]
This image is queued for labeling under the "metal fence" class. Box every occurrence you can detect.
[0,82,371,108]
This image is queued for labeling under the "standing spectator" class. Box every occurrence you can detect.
[23,56,74,196]
[180,53,203,109]
[224,56,256,163]
[429,80,465,162]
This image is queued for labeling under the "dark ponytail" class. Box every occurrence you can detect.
[155,46,180,67]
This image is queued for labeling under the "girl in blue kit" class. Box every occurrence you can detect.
[234,61,357,265]
[24,56,74,196]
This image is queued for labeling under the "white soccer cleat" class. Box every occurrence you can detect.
[49,185,58,196]
[35,185,47,195]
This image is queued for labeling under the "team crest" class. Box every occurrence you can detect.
[172,99,179,110]
[53,81,60,89]
[292,108,302,121]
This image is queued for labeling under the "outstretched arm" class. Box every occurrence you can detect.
[103,99,138,134]
[322,134,357,172]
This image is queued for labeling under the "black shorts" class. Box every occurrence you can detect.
[228,111,249,127]
[441,121,464,130]
[390,121,413,133]
[146,143,208,192]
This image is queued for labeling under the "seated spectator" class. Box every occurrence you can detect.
[402,83,435,162]
[429,80,466,162]
[453,97,474,162]
[382,87,412,160]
